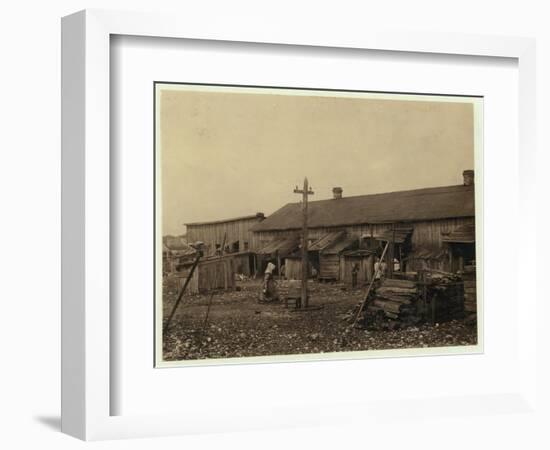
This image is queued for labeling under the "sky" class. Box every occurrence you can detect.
[158,85,476,236]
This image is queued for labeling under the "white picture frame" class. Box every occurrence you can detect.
[61,9,537,441]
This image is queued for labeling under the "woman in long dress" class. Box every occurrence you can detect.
[259,262,280,303]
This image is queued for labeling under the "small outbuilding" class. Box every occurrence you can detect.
[313,233,358,281]
[177,255,236,295]
[283,255,312,280]
[339,249,376,286]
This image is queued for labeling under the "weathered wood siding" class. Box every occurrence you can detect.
[187,217,264,255]
[186,258,235,294]
[255,218,473,246]
[255,217,475,273]
[407,217,475,272]
[232,253,252,276]
[319,254,340,280]
[340,254,374,285]
[285,258,303,280]
[255,224,390,245]
[410,218,474,250]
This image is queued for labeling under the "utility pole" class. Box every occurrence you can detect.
[294,177,314,308]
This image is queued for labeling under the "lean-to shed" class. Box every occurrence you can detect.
[311,232,357,281]
[256,235,300,274]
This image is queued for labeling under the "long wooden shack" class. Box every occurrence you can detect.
[186,212,266,256]
[251,171,476,275]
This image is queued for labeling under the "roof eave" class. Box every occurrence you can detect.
[252,214,475,232]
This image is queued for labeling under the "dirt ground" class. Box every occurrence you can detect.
[162,277,477,362]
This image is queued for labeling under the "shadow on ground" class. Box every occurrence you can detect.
[34,415,61,431]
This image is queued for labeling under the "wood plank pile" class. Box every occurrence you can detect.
[361,271,467,329]
[392,271,418,282]
[427,282,464,322]
[420,269,465,322]
[366,279,421,325]
[423,269,462,284]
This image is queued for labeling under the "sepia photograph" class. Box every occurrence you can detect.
[155,83,482,366]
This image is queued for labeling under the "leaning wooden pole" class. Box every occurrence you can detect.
[164,250,202,334]
[353,241,390,325]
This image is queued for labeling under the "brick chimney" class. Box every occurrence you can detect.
[332,187,343,199]
[463,170,474,186]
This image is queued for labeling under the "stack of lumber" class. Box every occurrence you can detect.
[428,282,464,322]
[420,270,465,322]
[424,269,461,284]
[367,279,420,323]
[392,271,418,282]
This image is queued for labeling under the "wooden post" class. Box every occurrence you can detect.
[422,273,428,321]
[388,224,395,279]
[276,250,281,280]
[253,254,257,278]
[431,292,436,325]
[294,177,314,308]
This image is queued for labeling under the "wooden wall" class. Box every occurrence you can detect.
[187,217,264,256]
[255,218,473,248]
[186,258,235,294]
[410,217,475,250]
[319,254,340,280]
[255,217,475,274]
[340,254,374,285]
[232,253,252,277]
[285,258,315,280]
[285,258,302,280]
[407,217,475,272]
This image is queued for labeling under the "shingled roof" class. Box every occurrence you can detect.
[251,184,474,232]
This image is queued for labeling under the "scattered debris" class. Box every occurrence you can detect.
[162,279,477,361]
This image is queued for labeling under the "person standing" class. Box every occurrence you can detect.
[380,259,388,280]
[351,263,359,288]
[374,256,387,287]
[374,257,381,279]
[259,262,280,303]
[393,257,400,272]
